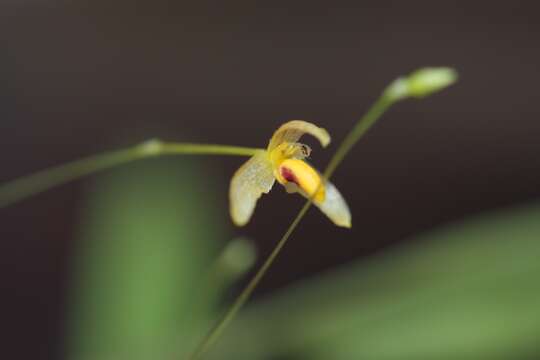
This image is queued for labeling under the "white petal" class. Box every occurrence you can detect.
[229,150,275,226]
[268,120,330,152]
[314,180,351,228]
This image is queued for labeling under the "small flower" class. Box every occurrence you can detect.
[229,120,351,228]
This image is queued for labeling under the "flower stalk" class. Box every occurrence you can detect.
[189,67,457,359]
[0,140,261,208]
[0,66,457,360]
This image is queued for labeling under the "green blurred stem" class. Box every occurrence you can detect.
[189,94,397,359]
[323,95,392,179]
[0,140,261,208]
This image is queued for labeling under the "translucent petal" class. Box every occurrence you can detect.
[313,180,351,228]
[268,120,331,152]
[229,150,275,226]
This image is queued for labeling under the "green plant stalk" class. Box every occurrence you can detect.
[323,95,392,180]
[188,94,397,359]
[0,140,261,208]
[189,65,461,357]
[0,67,455,359]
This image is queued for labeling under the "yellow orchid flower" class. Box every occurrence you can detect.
[229,120,351,228]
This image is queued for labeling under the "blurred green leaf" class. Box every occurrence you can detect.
[211,203,540,360]
[66,158,227,360]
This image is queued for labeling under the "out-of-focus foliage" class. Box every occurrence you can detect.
[65,158,234,360]
[65,158,540,360]
[210,203,540,360]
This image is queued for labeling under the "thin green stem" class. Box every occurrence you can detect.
[0,140,261,208]
[189,94,397,359]
[157,142,262,157]
[323,95,393,179]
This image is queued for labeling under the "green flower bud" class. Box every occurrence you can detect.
[385,67,458,102]
[407,67,458,98]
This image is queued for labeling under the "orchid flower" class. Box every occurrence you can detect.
[229,120,351,228]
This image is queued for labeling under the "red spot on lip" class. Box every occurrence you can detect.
[280,167,299,185]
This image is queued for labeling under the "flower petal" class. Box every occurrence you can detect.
[229,150,275,226]
[268,120,331,152]
[313,180,351,228]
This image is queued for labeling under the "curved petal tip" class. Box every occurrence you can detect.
[268,120,330,151]
[315,180,351,228]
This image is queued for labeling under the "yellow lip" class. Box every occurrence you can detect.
[276,158,325,203]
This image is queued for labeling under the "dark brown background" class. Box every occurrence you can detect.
[2,1,540,359]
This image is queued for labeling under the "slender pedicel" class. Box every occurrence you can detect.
[0,140,261,208]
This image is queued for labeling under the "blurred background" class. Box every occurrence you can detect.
[2,1,540,359]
